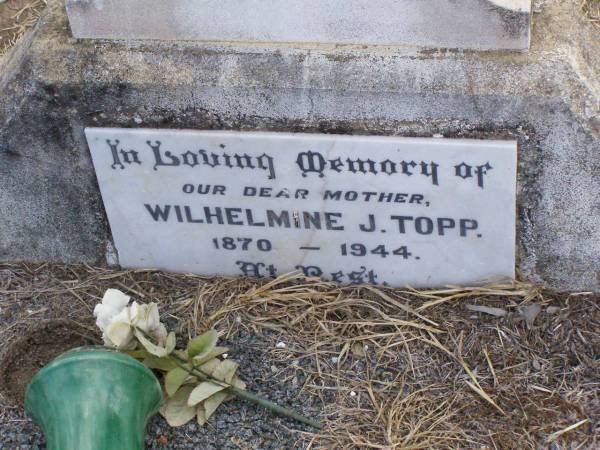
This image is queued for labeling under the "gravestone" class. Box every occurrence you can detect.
[65,0,531,50]
[86,129,517,286]
[1,0,599,291]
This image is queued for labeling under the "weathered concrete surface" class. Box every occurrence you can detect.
[65,0,532,50]
[0,0,599,290]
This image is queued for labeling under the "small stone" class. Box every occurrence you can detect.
[349,391,357,397]
[275,342,286,349]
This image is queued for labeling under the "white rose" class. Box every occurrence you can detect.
[131,302,168,345]
[105,307,136,349]
[94,289,131,333]
[94,289,167,350]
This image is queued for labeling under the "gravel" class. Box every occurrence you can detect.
[0,329,320,449]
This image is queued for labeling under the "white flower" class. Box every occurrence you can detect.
[94,289,167,350]
[94,289,131,332]
[104,307,136,349]
[130,302,168,344]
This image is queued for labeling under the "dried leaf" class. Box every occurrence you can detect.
[160,385,196,427]
[143,356,177,372]
[197,358,220,376]
[231,375,246,390]
[187,381,226,406]
[225,376,247,401]
[193,346,229,365]
[165,366,191,397]
[187,330,218,359]
[213,360,239,383]
[165,332,176,354]
[135,329,169,357]
[351,342,366,358]
[466,304,507,317]
[203,391,228,419]
[126,349,150,359]
[196,405,207,426]
[173,349,188,360]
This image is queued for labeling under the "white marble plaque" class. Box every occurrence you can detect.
[86,129,517,287]
[67,0,531,50]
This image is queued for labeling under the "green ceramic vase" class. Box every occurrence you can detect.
[25,347,162,450]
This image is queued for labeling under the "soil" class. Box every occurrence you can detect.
[0,320,96,407]
[0,263,598,449]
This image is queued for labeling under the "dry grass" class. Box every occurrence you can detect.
[581,0,600,28]
[1,263,598,449]
[0,0,46,56]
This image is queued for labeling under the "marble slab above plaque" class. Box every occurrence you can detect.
[67,0,531,50]
[86,129,517,287]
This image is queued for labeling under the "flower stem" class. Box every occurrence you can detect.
[170,353,322,430]
[132,326,322,430]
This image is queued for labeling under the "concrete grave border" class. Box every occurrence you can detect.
[0,0,599,291]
